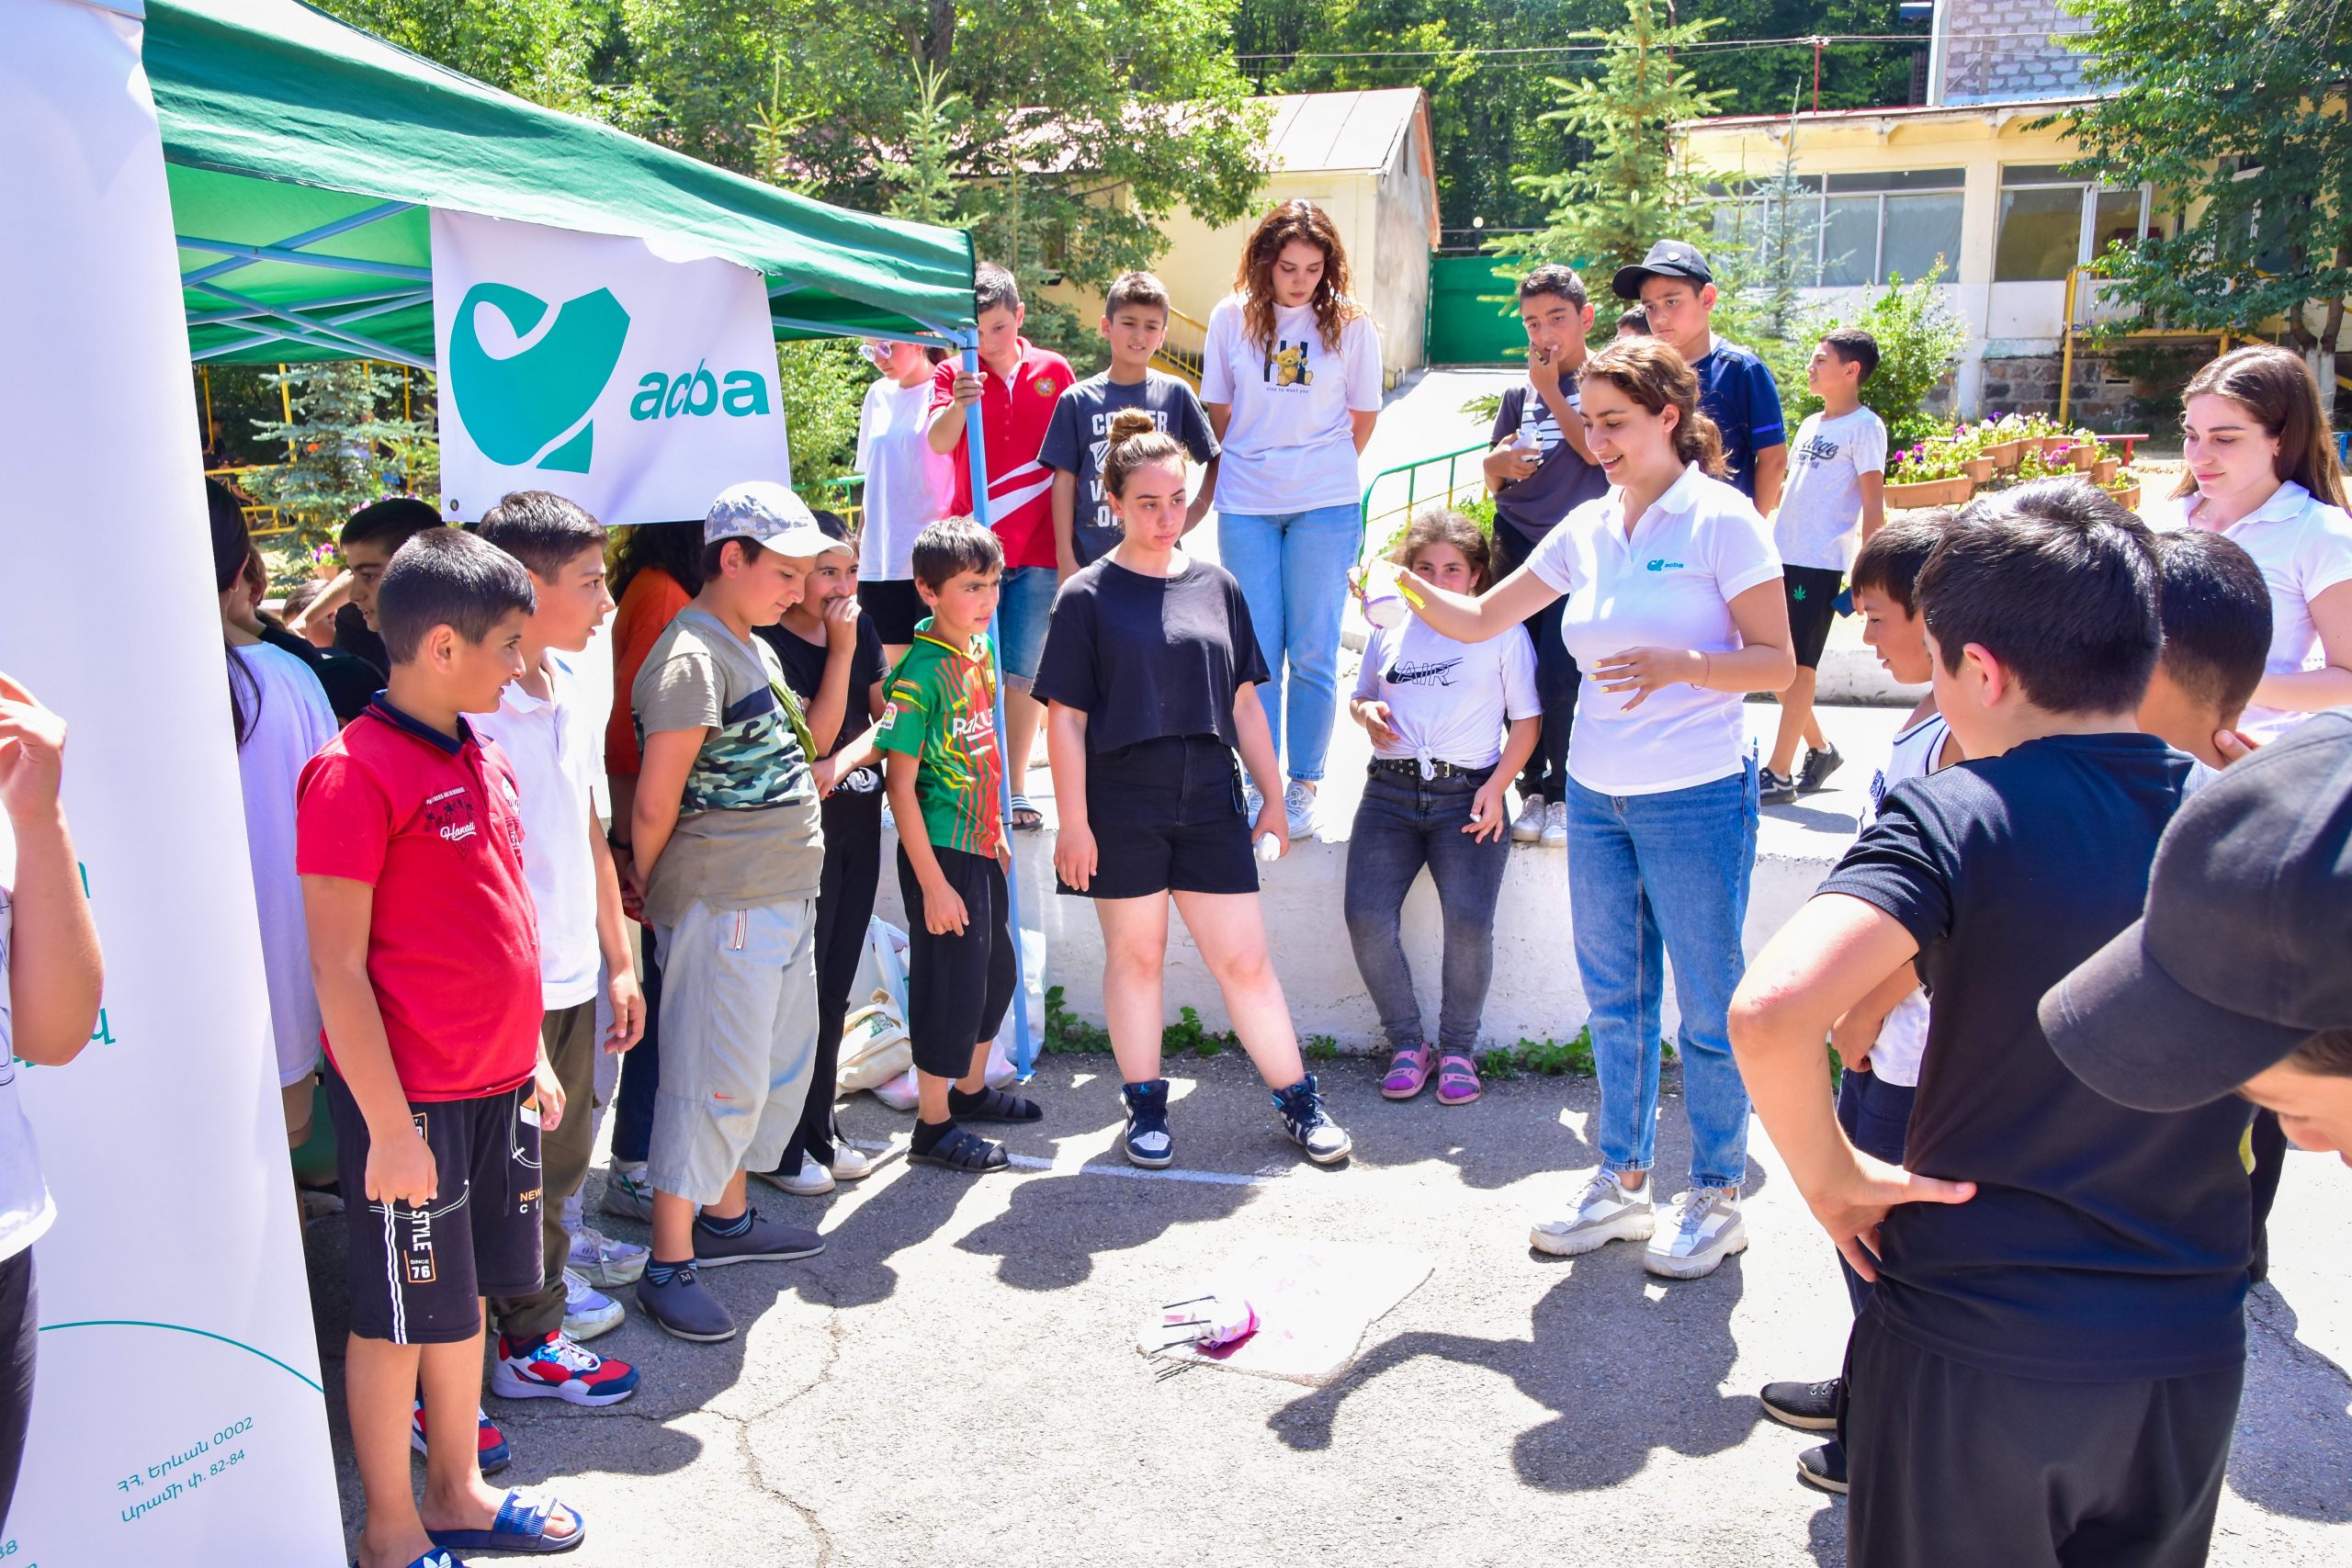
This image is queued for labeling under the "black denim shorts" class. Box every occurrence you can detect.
[1061,735,1259,900]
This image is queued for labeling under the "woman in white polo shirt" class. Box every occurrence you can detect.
[2167,345,2352,741]
[1397,337,1794,1280]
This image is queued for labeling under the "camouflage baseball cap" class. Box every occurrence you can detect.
[704,480,834,558]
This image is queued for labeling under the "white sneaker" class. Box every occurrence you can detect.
[831,1143,889,1180]
[562,1267,626,1340]
[568,1224,649,1288]
[601,1158,654,1223]
[1243,782,1264,824]
[754,1151,836,1196]
[1283,780,1317,840]
[1530,1170,1656,1256]
[1645,1186,1748,1280]
[1511,793,1547,843]
[1540,799,1568,849]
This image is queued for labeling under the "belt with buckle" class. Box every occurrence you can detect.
[1369,755,1486,782]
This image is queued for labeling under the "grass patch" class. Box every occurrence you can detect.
[1041,987,1240,1059]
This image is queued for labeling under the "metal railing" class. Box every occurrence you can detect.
[1151,303,1208,390]
[808,471,865,535]
[1358,440,1489,558]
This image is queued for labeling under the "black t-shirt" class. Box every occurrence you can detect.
[257,623,378,724]
[757,613,890,815]
[1031,555,1270,753]
[334,602,390,677]
[1488,383,1609,544]
[1819,733,2249,1382]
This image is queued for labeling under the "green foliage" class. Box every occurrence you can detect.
[1040,987,1240,1058]
[1789,265,1969,449]
[1475,1027,1677,1079]
[316,0,657,128]
[2059,0,2350,363]
[1303,1034,1340,1061]
[241,362,437,543]
[775,340,869,490]
[1499,0,1731,285]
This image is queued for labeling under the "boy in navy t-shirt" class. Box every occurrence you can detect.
[1729,480,2249,1568]
[1611,240,1786,509]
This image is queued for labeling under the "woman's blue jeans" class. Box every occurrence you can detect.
[1565,759,1758,1190]
[1218,502,1360,784]
[1343,764,1510,1055]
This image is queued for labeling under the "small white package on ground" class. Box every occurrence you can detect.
[1137,1241,1433,1385]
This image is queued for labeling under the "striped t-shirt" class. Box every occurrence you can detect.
[876,619,1004,857]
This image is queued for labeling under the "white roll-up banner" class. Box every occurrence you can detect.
[432,209,795,525]
[0,2,345,1561]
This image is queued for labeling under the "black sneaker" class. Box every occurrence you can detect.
[1797,1438,1849,1495]
[1797,742,1844,795]
[1122,1079,1173,1168]
[1272,1074,1351,1165]
[1758,768,1800,806]
[1759,1376,1840,1431]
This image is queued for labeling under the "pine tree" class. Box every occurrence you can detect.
[243,361,436,543]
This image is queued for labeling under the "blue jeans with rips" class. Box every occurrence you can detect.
[1565,757,1758,1190]
[1216,502,1361,784]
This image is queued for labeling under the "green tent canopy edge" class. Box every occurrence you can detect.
[149,0,977,367]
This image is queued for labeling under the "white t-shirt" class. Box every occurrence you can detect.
[2161,480,2352,739]
[472,654,601,1009]
[855,374,957,582]
[1353,616,1541,772]
[232,643,339,1085]
[1773,406,1887,571]
[1860,709,1951,1087]
[1198,295,1383,514]
[0,818,54,1264]
[1524,463,1784,795]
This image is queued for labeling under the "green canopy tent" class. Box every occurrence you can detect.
[148,0,977,367]
[142,0,1043,1072]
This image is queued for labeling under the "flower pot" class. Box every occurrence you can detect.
[1982,438,2025,468]
[2107,482,2142,510]
[2093,457,2120,484]
[1885,475,1973,508]
[1962,456,1996,483]
[2069,446,2099,471]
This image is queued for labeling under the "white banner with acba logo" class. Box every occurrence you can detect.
[430,210,792,525]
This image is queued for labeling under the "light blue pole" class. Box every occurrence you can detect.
[958,334,1038,1078]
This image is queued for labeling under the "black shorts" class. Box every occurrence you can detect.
[860,578,927,646]
[1783,564,1844,670]
[325,1067,544,1345]
[1060,735,1259,901]
[898,844,1015,1078]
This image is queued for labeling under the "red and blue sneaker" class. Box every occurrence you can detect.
[491,1329,641,1407]
[411,1400,510,1476]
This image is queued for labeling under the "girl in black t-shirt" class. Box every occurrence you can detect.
[1033,410,1351,1169]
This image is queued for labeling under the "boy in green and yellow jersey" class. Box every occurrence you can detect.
[878,516,1045,1172]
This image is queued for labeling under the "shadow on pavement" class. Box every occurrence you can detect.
[1266,1249,1759,1488]
[957,1169,1255,1290]
[2225,1284,2352,1522]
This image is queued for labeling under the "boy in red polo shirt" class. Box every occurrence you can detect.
[925,262,1073,829]
[299,529,587,1566]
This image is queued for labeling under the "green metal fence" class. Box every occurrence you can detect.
[1358,440,1490,560]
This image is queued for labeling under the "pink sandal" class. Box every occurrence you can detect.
[1435,1053,1483,1106]
[1381,1043,1435,1100]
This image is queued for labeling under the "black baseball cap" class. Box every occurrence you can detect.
[2040,710,2352,1111]
[1612,240,1714,300]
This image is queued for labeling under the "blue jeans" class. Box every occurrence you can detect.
[1344,765,1511,1055]
[1836,1066,1915,1315]
[994,565,1057,684]
[1218,502,1359,784]
[1565,759,1758,1190]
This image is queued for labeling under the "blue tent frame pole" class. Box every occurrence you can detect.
[957,334,1037,1079]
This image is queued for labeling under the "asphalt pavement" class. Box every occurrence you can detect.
[313,1053,2352,1568]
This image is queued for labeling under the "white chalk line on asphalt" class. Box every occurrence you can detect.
[847,1136,1280,1187]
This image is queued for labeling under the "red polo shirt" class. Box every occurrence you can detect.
[296,696,542,1101]
[929,338,1073,570]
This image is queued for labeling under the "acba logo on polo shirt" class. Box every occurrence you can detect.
[1645,558,1687,572]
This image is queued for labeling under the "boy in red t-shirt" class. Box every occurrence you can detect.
[925,262,1073,829]
[298,529,585,1566]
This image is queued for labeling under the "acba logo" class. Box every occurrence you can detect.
[448,282,631,474]
[629,360,774,422]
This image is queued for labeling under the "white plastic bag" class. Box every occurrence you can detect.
[869,1066,921,1111]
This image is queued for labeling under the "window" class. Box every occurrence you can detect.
[1996,165,2155,281]
[1710,169,1962,287]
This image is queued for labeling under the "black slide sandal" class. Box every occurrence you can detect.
[950,1086,1044,1123]
[909,1125,1010,1173]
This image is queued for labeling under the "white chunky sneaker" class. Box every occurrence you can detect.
[1540,799,1568,849]
[1644,1186,1747,1280]
[1530,1170,1656,1256]
[1512,793,1547,844]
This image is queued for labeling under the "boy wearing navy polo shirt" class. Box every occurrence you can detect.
[926,262,1074,830]
[300,530,587,1566]
[1612,241,1786,512]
